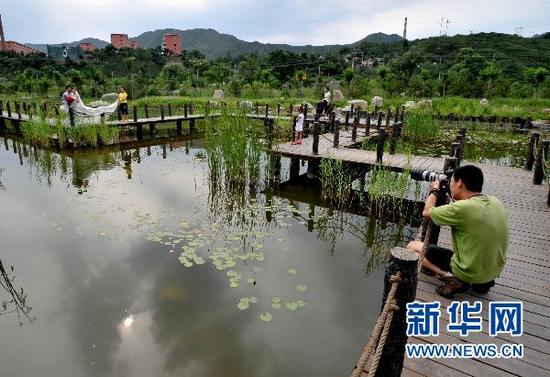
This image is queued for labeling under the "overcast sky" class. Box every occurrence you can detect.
[2,0,549,45]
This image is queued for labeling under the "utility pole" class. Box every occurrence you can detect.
[439,17,451,36]
[403,17,408,41]
[515,26,524,36]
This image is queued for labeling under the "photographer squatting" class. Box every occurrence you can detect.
[407,165,509,298]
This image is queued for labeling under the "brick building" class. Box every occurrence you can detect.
[79,42,97,53]
[111,33,139,49]
[0,14,44,55]
[162,33,182,56]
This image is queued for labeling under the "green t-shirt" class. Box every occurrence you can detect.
[429,195,508,284]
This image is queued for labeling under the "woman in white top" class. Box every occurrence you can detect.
[292,105,304,145]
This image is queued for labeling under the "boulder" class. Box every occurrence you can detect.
[213,89,224,99]
[333,89,344,101]
[480,98,490,107]
[417,99,433,110]
[101,93,118,102]
[403,100,416,110]
[347,99,368,110]
[371,96,383,108]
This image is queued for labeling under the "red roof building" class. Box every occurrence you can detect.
[79,42,97,53]
[0,14,44,55]
[162,33,182,56]
[111,33,139,49]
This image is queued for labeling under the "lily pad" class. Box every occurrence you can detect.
[259,312,273,322]
[296,284,308,292]
[287,268,297,275]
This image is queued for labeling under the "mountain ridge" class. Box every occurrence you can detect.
[27,28,402,58]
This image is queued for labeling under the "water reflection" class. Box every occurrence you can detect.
[0,259,35,326]
[0,135,419,376]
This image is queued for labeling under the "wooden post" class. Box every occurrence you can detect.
[329,111,336,133]
[255,103,259,116]
[389,123,402,155]
[168,103,172,117]
[176,119,182,135]
[289,104,293,115]
[160,104,165,120]
[344,111,350,131]
[365,114,371,137]
[149,122,156,136]
[533,140,549,185]
[370,247,419,377]
[385,108,391,127]
[524,132,540,171]
[267,119,274,149]
[23,102,28,114]
[376,129,386,163]
[443,156,458,172]
[394,107,400,123]
[350,104,355,117]
[6,101,12,118]
[265,104,269,119]
[144,104,150,119]
[28,106,33,120]
[136,124,143,140]
[450,142,460,158]
[377,112,383,130]
[189,103,193,115]
[15,102,22,120]
[312,114,320,155]
[277,104,281,116]
[289,158,300,181]
[133,106,138,123]
[0,99,3,116]
[184,104,188,118]
[333,114,340,148]
[352,114,358,142]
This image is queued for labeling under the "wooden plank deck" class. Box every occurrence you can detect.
[273,130,447,173]
[402,163,550,377]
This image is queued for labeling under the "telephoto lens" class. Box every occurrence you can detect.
[410,169,448,182]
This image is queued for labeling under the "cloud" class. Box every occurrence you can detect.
[3,0,549,44]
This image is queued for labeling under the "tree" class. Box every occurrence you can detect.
[343,67,355,86]
[524,67,549,98]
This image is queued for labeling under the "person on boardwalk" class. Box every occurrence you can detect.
[62,85,75,108]
[407,165,509,298]
[322,86,331,114]
[117,87,129,122]
[291,105,304,145]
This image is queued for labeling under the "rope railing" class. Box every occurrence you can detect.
[352,272,402,377]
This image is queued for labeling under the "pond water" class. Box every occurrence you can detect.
[0,136,418,377]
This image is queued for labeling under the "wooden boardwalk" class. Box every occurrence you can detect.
[273,130,447,173]
[402,163,550,377]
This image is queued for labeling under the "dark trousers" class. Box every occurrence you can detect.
[425,245,495,293]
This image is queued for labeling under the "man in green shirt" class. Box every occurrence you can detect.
[407,165,509,298]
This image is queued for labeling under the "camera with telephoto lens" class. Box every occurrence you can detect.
[410,169,454,195]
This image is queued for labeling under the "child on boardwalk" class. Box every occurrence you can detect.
[292,105,304,145]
